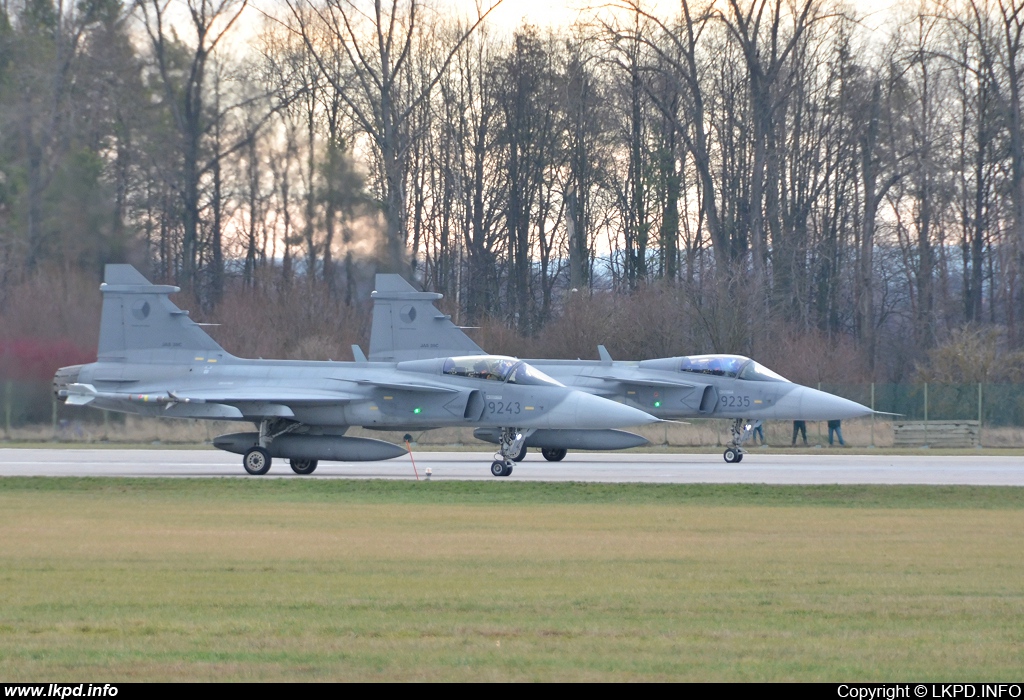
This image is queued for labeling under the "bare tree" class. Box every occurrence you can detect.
[282,0,502,275]
[137,0,244,292]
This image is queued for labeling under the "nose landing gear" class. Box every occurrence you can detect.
[490,428,528,477]
[723,418,757,463]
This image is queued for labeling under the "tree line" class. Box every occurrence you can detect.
[3,0,1024,382]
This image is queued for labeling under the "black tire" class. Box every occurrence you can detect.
[541,448,567,462]
[290,458,318,475]
[490,460,513,477]
[736,453,744,462]
[243,446,272,475]
[510,443,527,462]
[723,448,739,464]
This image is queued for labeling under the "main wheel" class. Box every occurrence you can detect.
[541,448,567,462]
[290,458,318,475]
[510,443,527,462]
[723,447,740,464]
[243,446,272,475]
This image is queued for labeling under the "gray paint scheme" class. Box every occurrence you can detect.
[368,275,872,461]
[370,275,484,361]
[54,266,658,475]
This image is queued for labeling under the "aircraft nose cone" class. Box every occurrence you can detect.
[774,385,871,420]
[543,391,658,430]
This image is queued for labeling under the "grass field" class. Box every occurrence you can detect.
[0,478,1022,681]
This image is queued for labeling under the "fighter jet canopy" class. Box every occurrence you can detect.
[442,355,563,387]
[678,354,790,382]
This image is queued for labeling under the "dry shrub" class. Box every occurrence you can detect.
[200,272,370,361]
[0,267,101,381]
[753,325,871,386]
[474,316,542,358]
[481,279,766,362]
[0,267,101,348]
[530,290,617,359]
[601,285,693,360]
[916,325,1024,383]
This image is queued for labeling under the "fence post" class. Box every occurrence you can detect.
[978,383,983,448]
[817,383,823,443]
[870,382,875,448]
[923,382,928,445]
[4,381,10,440]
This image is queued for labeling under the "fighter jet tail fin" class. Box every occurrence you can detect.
[98,264,230,361]
[369,274,484,361]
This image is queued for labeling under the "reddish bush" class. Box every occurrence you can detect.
[0,338,95,381]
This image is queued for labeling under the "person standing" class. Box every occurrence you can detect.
[751,420,765,446]
[827,419,845,446]
[792,420,807,446]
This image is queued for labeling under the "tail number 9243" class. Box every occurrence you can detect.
[487,401,522,416]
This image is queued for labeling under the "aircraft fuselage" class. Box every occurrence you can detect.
[56,354,653,433]
[528,356,869,422]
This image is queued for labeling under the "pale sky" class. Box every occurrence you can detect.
[461,0,900,30]
[442,0,904,38]
[476,0,593,28]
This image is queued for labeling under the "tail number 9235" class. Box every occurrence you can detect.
[487,401,522,416]
[720,395,751,409]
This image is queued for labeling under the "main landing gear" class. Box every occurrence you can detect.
[541,448,567,462]
[723,418,756,463]
[241,419,301,475]
[289,458,318,475]
[490,427,528,477]
[243,446,272,475]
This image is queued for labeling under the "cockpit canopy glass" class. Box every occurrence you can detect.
[678,354,789,382]
[442,356,563,387]
[738,360,789,383]
[678,355,748,378]
[506,361,562,387]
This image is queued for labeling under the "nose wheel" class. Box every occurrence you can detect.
[723,447,743,463]
[490,460,513,477]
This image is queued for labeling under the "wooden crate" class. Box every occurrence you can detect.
[892,420,980,448]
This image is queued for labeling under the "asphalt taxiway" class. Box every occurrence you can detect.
[0,447,1021,484]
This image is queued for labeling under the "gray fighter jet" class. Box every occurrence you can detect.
[369,275,872,463]
[52,266,658,476]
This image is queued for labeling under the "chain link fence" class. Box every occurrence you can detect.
[818,382,1022,426]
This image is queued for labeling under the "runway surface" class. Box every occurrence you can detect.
[0,447,1021,484]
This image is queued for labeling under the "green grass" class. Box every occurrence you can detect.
[2,477,1023,508]
[1,478,1022,681]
